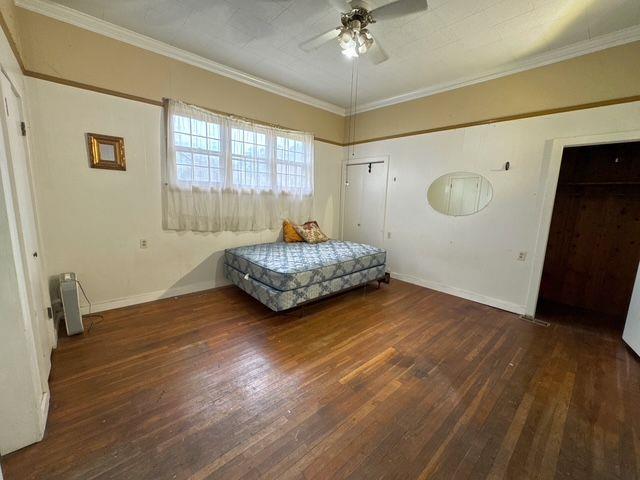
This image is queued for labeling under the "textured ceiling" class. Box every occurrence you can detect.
[46,0,640,108]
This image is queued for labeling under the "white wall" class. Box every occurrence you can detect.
[25,78,343,312]
[351,100,640,314]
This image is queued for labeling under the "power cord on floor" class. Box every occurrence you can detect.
[75,279,103,334]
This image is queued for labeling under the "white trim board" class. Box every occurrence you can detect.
[16,0,640,117]
[524,129,640,319]
[15,0,345,116]
[38,391,49,435]
[391,272,525,315]
[79,279,230,315]
[83,271,525,317]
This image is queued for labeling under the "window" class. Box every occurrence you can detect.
[276,136,307,190]
[168,104,312,194]
[172,115,223,185]
[231,127,270,189]
[163,99,314,233]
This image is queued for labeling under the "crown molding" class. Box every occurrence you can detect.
[15,0,347,116]
[355,24,640,114]
[15,0,640,117]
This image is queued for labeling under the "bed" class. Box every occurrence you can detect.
[224,240,388,311]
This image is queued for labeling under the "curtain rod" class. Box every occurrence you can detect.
[163,98,311,136]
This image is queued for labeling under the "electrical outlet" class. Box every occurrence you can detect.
[140,239,148,249]
[517,251,527,261]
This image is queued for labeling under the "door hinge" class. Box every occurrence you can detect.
[20,121,26,136]
[47,307,53,319]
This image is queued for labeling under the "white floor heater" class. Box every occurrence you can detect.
[59,272,83,335]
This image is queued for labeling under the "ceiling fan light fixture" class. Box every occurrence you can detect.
[341,44,359,58]
[355,30,373,54]
[338,27,353,45]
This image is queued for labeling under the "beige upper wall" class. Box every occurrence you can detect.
[351,41,640,143]
[14,8,345,144]
[0,0,23,64]
[7,7,640,145]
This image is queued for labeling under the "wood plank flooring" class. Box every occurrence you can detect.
[2,280,639,479]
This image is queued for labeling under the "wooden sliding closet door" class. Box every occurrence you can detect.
[539,142,640,317]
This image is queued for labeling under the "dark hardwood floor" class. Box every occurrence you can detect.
[2,280,639,479]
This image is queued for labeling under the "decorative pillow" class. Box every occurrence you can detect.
[293,220,330,244]
[283,219,304,243]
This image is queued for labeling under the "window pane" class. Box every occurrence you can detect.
[244,143,255,157]
[194,154,208,166]
[232,128,242,141]
[177,151,192,165]
[177,165,192,181]
[194,167,209,182]
[174,115,191,133]
[191,119,206,137]
[244,130,255,143]
[193,136,207,150]
[207,123,220,138]
[257,133,266,145]
[208,139,220,152]
[175,133,191,148]
[209,155,220,168]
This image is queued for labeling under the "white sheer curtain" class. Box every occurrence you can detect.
[163,99,314,232]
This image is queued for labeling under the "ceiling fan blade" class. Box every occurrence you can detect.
[368,39,389,65]
[300,28,340,51]
[370,0,428,20]
[328,0,350,12]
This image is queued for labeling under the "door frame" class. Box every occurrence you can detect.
[0,68,53,407]
[340,155,390,243]
[525,129,640,319]
[0,68,52,346]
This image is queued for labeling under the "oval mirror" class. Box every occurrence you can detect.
[427,172,493,216]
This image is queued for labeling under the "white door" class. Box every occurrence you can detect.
[623,263,640,356]
[343,158,388,248]
[0,72,51,394]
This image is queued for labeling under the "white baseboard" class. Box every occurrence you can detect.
[390,272,525,315]
[80,279,231,314]
[38,391,50,437]
[80,273,524,316]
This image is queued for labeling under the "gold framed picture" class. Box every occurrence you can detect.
[87,133,126,171]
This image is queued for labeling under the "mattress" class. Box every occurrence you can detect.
[224,240,386,291]
[225,263,386,311]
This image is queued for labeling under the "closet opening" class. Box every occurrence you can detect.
[536,141,640,333]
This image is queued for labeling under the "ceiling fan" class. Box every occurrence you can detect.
[300,0,428,64]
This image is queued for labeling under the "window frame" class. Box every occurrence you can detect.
[171,114,225,187]
[169,108,313,195]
